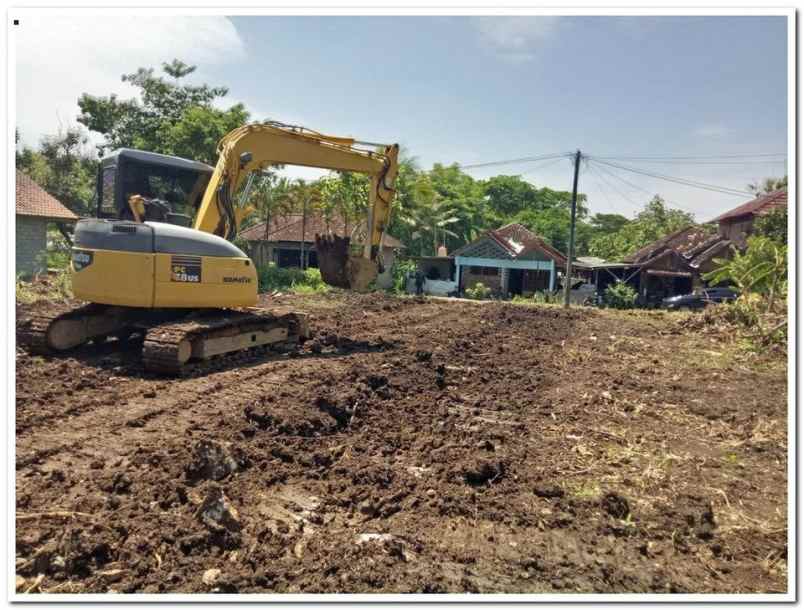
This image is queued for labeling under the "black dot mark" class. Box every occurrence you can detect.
[13,19,19,25]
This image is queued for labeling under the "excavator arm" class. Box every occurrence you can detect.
[193,122,399,289]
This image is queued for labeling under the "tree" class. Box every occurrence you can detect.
[589,196,695,261]
[589,212,629,235]
[242,171,292,238]
[317,171,370,235]
[397,173,463,256]
[78,60,248,163]
[274,180,323,269]
[748,175,787,196]
[754,207,788,245]
[16,126,98,217]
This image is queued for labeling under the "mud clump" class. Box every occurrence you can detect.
[534,484,565,499]
[460,459,505,486]
[695,504,717,540]
[57,526,113,578]
[195,486,241,533]
[99,472,132,495]
[602,492,630,519]
[186,440,239,482]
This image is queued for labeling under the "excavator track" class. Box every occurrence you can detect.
[17,303,129,355]
[141,310,309,376]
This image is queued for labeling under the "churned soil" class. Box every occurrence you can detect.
[15,289,788,594]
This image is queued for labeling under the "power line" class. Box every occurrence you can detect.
[457,152,572,171]
[590,157,753,197]
[587,161,643,212]
[593,152,786,161]
[588,158,788,166]
[519,155,569,178]
[590,160,701,216]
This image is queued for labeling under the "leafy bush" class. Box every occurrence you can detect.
[46,228,72,269]
[465,282,492,300]
[603,281,637,309]
[704,236,787,310]
[532,290,560,304]
[390,259,417,294]
[52,267,73,300]
[754,207,788,244]
[257,263,328,294]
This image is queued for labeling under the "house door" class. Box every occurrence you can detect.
[509,269,524,295]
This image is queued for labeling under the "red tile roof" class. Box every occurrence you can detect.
[623,225,732,270]
[453,223,567,266]
[239,213,403,248]
[16,170,78,221]
[624,225,716,264]
[492,223,568,265]
[711,189,787,223]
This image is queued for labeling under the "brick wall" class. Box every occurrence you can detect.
[16,215,47,277]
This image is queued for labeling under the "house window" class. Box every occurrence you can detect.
[469,266,498,276]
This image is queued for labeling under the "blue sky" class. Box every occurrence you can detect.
[17,15,789,221]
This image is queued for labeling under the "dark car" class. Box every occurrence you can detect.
[662,287,739,310]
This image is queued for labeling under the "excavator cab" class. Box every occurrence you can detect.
[96,149,214,227]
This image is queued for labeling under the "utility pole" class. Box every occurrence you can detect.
[563,150,582,308]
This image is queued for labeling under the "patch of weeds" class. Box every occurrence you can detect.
[16,276,37,304]
[568,481,601,500]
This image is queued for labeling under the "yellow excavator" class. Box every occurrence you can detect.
[19,121,400,374]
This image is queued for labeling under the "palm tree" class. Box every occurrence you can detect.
[245,171,292,240]
[275,180,323,269]
[398,175,461,256]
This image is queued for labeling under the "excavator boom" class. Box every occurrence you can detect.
[193,122,399,290]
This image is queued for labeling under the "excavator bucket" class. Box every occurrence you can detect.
[315,234,378,292]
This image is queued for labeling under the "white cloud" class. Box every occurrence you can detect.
[15,16,246,148]
[693,124,733,138]
[472,17,559,63]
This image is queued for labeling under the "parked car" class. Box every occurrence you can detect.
[662,287,739,310]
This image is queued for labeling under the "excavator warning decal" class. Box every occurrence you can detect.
[72,250,93,271]
[171,255,202,283]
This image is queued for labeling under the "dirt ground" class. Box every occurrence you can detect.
[15,288,789,594]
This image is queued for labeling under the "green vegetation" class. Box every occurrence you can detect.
[589,196,698,262]
[77,59,247,164]
[45,228,72,269]
[603,281,638,309]
[754,206,788,245]
[512,290,561,305]
[390,259,417,294]
[705,236,787,308]
[257,264,328,294]
[15,275,38,304]
[700,210,788,351]
[16,128,97,218]
[16,268,73,304]
[465,282,492,300]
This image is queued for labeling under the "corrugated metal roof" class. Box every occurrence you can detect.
[15,171,78,221]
